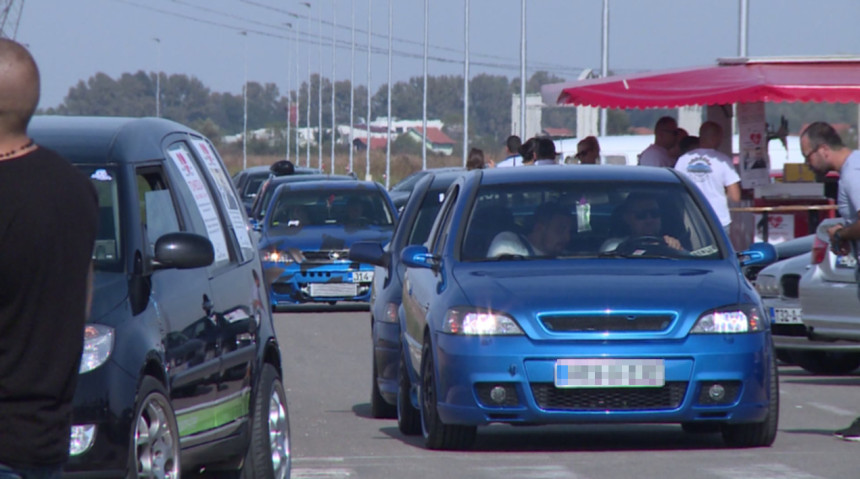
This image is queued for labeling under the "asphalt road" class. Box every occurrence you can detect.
[274,307,860,479]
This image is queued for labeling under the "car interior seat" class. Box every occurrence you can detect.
[461,203,516,260]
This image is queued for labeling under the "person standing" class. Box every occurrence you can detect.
[466,147,490,170]
[496,135,523,167]
[532,138,558,165]
[574,136,600,164]
[674,121,741,234]
[638,116,679,167]
[0,39,99,478]
[800,121,860,442]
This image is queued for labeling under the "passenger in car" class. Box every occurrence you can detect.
[601,193,683,252]
[487,202,573,258]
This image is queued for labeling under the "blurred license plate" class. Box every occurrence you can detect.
[310,283,357,297]
[554,358,664,388]
[770,307,803,324]
[836,255,857,269]
[352,271,373,282]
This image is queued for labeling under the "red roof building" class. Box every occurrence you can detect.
[406,127,455,155]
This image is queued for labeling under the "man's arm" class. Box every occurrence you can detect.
[725,182,741,203]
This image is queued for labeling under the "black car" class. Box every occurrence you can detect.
[29,116,290,479]
[388,167,463,211]
[233,163,322,214]
[248,173,356,225]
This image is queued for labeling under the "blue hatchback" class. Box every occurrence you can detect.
[398,165,778,450]
[257,180,396,308]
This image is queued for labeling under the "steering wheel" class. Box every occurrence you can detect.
[615,235,668,255]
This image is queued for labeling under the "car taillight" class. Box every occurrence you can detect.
[811,237,828,265]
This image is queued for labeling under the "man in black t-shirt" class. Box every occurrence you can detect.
[0,39,98,479]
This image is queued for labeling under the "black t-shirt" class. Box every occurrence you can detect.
[0,146,98,467]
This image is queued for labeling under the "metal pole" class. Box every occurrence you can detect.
[294,23,301,165]
[305,4,312,168]
[318,3,323,171]
[739,0,749,57]
[422,0,428,170]
[462,0,469,167]
[285,25,292,162]
[385,0,392,189]
[331,0,337,174]
[349,0,355,174]
[599,0,609,136]
[519,0,526,142]
[153,37,160,118]
[242,31,248,171]
[366,0,372,181]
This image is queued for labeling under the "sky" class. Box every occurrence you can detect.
[16,0,860,110]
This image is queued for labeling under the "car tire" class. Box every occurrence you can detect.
[419,338,476,450]
[721,352,779,448]
[397,349,421,435]
[789,351,860,375]
[371,356,397,419]
[128,376,181,479]
[242,363,291,479]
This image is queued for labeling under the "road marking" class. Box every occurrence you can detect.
[807,401,857,417]
[476,465,579,479]
[708,463,824,479]
[292,467,353,478]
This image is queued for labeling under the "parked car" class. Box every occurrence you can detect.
[257,180,396,309]
[233,163,322,214]
[349,169,466,418]
[794,218,860,368]
[756,247,860,374]
[388,167,464,211]
[248,173,355,225]
[29,116,290,478]
[397,165,778,450]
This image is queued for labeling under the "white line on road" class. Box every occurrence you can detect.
[807,401,857,417]
[475,465,579,479]
[292,468,353,478]
[708,463,825,479]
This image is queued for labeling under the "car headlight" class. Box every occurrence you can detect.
[691,305,764,334]
[263,250,294,264]
[80,324,114,373]
[754,274,779,298]
[442,307,524,335]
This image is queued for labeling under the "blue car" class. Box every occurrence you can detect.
[349,170,465,418]
[258,180,396,308]
[398,165,778,450]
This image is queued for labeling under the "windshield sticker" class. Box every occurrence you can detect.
[91,169,113,181]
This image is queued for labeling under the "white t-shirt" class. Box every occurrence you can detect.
[487,231,544,257]
[674,148,740,227]
[638,144,674,168]
[496,155,523,168]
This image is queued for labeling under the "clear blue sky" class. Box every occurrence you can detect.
[17,0,860,110]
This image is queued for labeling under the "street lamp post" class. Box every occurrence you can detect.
[303,2,312,168]
[153,37,161,118]
[422,0,428,170]
[519,0,526,142]
[318,2,323,171]
[331,1,337,174]
[462,0,469,167]
[366,0,372,181]
[285,23,292,162]
[349,0,355,175]
[241,31,248,171]
[385,0,392,189]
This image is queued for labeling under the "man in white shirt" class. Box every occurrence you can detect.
[496,135,523,167]
[487,202,572,257]
[674,121,741,233]
[638,116,679,168]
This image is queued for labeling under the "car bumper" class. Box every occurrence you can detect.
[266,262,373,305]
[429,332,773,427]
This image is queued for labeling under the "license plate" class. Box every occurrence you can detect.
[836,254,856,269]
[554,358,665,388]
[309,283,358,297]
[352,271,373,283]
[770,307,803,324]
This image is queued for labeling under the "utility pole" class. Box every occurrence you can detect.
[385,0,392,189]
[349,0,356,174]
[331,0,337,174]
[422,0,428,170]
[241,31,248,171]
[462,0,469,167]
[366,0,372,181]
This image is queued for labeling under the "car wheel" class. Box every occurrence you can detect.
[128,376,180,479]
[371,356,397,419]
[789,351,860,375]
[419,338,476,450]
[721,353,779,448]
[397,349,421,435]
[242,363,291,479]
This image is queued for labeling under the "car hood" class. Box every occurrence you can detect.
[89,271,128,323]
[455,260,743,313]
[260,225,393,251]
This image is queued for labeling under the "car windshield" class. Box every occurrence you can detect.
[460,180,721,262]
[76,165,122,272]
[268,189,395,229]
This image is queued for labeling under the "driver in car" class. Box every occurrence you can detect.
[601,193,683,252]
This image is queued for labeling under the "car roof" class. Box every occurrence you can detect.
[272,179,382,193]
[428,169,467,187]
[265,173,355,187]
[28,115,203,164]
[476,164,683,185]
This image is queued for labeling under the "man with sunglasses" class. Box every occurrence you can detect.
[674,121,741,235]
[638,116,679,168]
[601,193,683,252]
[800,121,860,442]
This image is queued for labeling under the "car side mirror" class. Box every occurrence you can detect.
[401,244,438,270]
[349,241,389,268]
[737,242,777,268]
[152,232,214,270]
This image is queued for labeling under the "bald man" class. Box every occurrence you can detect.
[0,39,98,478]
[674,121,741,234]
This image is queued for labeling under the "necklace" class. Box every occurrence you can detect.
[0,139,34,159]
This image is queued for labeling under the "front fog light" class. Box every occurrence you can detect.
[490,386,507,404]
[708,384,726,401]
[69,425,96,456]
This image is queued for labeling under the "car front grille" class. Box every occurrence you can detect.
[301,250,350,263]
[539,314,675,332]
[530,381,687,411]
[781,274,801,299]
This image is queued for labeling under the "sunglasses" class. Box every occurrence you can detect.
[632,209,660,220]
